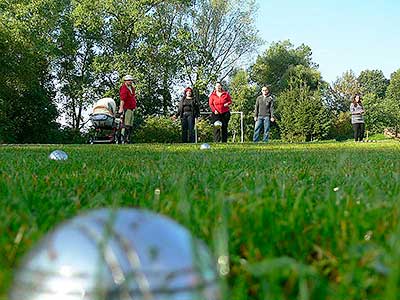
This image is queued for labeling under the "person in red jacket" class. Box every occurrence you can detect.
[208,81,232,142]
[118,75,137,143]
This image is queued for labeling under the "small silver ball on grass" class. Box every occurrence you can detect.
[200,143,211,150]
[49,150,68,161]
[10,208,219,300]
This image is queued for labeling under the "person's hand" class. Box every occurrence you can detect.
[254,116,257,122]
[223,103,229,107]
[214,110,219,115]
[271,117,275,122]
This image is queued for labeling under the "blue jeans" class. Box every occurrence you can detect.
[253,116,271,142]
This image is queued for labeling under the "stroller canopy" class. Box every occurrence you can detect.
[92,98,116,117]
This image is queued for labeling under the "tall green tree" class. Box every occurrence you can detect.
[355,70,389,135]
[137,1,193,115]
[61,0,193,118]
[250,40,318,94]
[330,70,359,113]
[54,0,102,129]
[0,0,63,142]
[228,69,258,140]
[277,69,331,142]
[182,0,261,100]
[362,93,387,135]
[358,69,389,99]
[384,69,400,136]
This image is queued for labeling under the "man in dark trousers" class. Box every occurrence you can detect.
[253,85,275,142]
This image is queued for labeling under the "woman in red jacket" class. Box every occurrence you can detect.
[208,82,232,142]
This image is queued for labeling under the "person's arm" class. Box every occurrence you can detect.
[350,104,362,115]
[176,97,184,118]
[254,97,259,121]
[350,103,356,114]
[119,101,124,114]
[119,86,126,113]
[223,92,232,107]
[270,96,275,121]
[132,86,137,109]
[209,94,217,114]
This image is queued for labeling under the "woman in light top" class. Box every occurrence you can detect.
[350,94,365,142]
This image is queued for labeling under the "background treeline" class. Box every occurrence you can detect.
[1,0,400,143]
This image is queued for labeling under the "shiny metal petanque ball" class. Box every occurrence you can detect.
[10,208,219,300]
[200,143,211,150]
[213,121,222,128]
[49,150,68,161]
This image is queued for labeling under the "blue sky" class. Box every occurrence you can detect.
[254,0,400,83]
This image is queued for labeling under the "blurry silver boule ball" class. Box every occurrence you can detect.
[10,208,219,300]
[200,143,211,150]
[213,121,222,129]
[49,150,68,161]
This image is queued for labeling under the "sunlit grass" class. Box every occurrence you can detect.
[1,141,400,299]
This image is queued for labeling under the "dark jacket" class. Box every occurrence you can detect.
[176,96,200,118]
[254,94,274,118]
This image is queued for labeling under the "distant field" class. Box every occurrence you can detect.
[1,141,400,300]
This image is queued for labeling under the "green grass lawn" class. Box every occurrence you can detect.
[1,141,400,300]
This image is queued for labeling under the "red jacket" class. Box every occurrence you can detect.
[209,90,232,114]
[119,84,137,110]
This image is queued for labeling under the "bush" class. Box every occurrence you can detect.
[278,86,331,142]
[194,117,214,143]
[133,116,180,143]
[328,112,353,141]
[49,127,88,144]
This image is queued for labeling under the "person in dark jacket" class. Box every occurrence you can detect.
[208,82,232,142]
[175,87,200,143]
[253,85,275,142]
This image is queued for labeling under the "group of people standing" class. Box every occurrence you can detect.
[118,74,366,144]
[174,82,275,143]
[174,82,234,143]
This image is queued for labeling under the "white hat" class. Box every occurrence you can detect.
[123,75,134,81]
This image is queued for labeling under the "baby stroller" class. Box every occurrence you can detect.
[88,98,121,144]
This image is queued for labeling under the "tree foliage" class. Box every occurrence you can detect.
[228,69,257,140]
[277,71,331,142]
[358,69,389,99]
[0,0,62,142]
[250,40,318,94]
[183,0,262,95]
[1,0,398,143]
[330,70,359,114]
[384,69,400,135]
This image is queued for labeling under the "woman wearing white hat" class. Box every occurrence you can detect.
[118,75,137,143]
